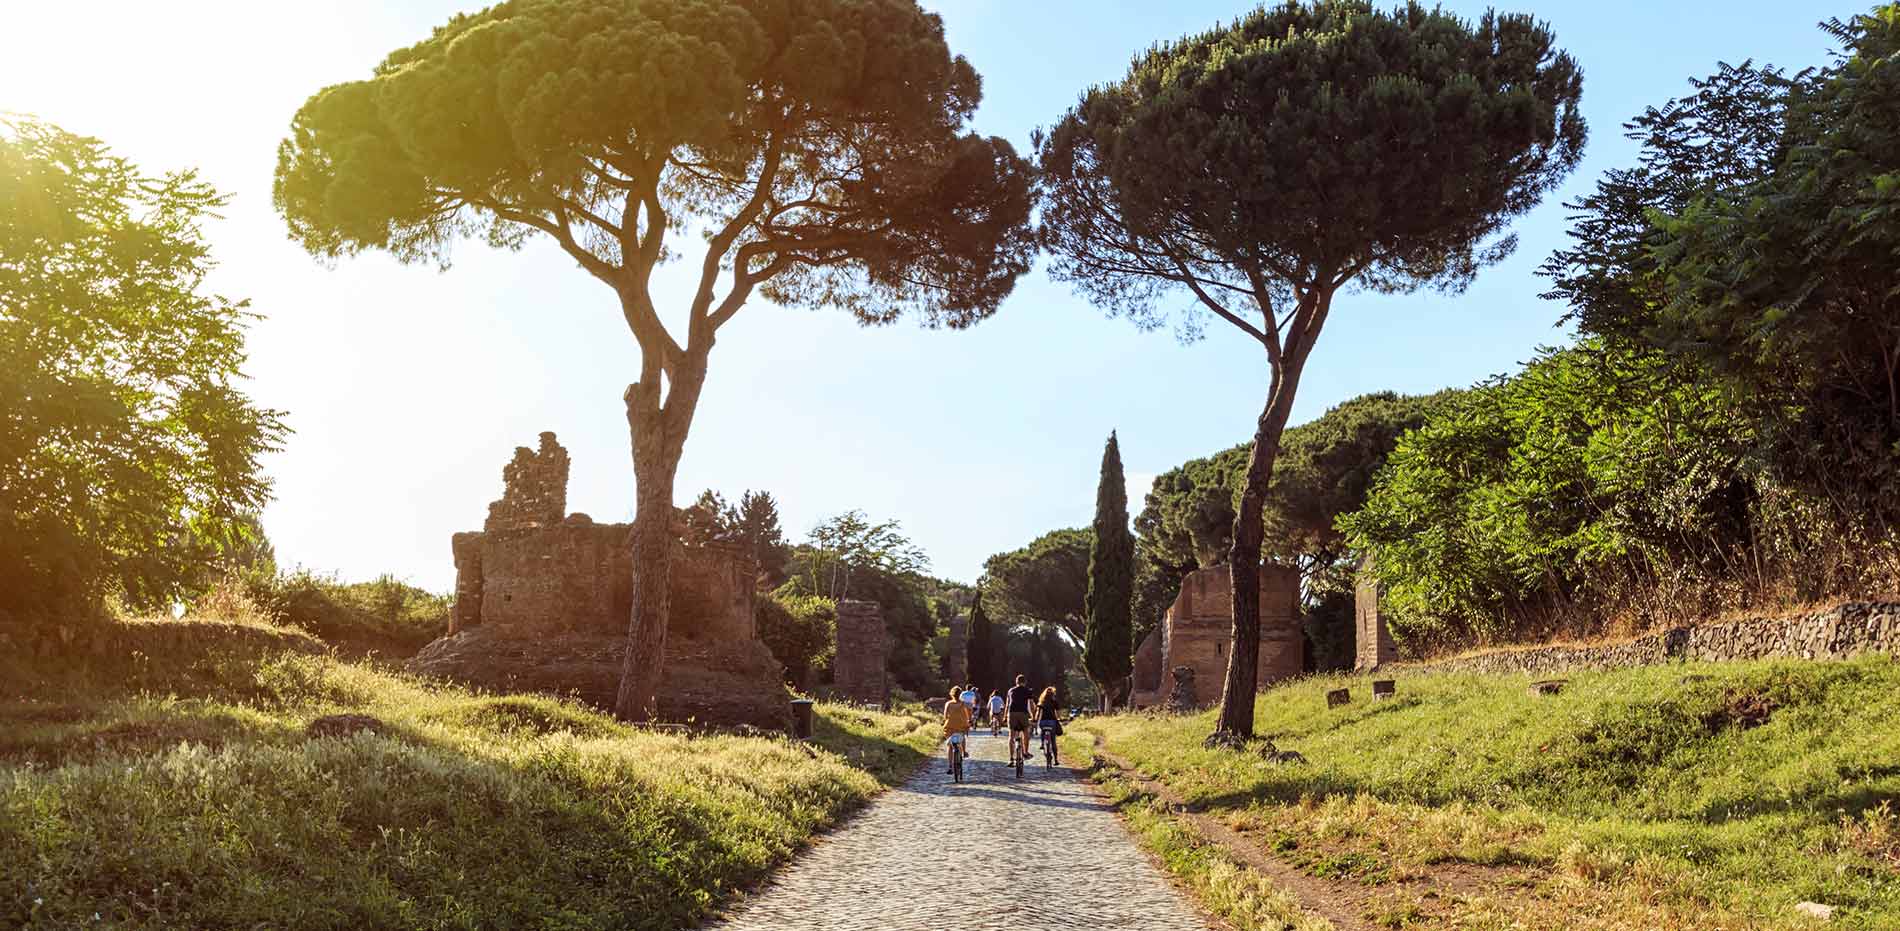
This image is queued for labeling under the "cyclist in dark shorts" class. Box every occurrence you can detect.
[1005,674,1034,762]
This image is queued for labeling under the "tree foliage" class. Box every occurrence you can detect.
[800,509,928,602]
[273,0,1034,719]
[678,487,790,584]
[1038,0,1584,736]
[1136,391,1453,580]
[981,527,1090,637]
[1083,432,1134,705]
[1335,8,1900,654]
[1344,342,1760,647]
[756,590,834,689]
[1,119,284,620]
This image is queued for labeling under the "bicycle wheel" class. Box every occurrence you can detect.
[1043,736,1054,769]
[952,743,963,783]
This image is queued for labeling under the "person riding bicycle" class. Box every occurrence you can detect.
[942,686,972,775]
[1034,686,1064,765]
[1005,674,1034,763]
[960,684,978,723]
[987,690,1005,734]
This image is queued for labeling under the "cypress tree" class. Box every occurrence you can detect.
[1084,431,1135,709]
[967,594,995,692]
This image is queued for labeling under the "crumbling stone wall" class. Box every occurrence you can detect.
[1134,564,1302,709]
[485,432,568,531]
[1354,554,1396,670]
[413,432,788,730]
[1416,602,1900,678]
[833,600,888,706]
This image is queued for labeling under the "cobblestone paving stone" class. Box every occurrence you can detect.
[710,728,1214,930]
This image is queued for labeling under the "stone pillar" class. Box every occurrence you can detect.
[1354,554,1396,670]
[946,612,968,686]
[833,600,888,706]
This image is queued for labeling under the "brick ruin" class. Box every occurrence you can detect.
[832,600,889,706]
[1130,564,1303,710]
[1354,553,1397,670]
[409,433,789,730]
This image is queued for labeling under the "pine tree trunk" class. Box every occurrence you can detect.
[1214,297,1326,738]
[614,383,677,721]
[612,336,715,720]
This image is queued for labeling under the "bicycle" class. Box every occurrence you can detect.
[1040,726,1058,769]
[1009,729,1025,778]
[948,734,965,783]
[989,710,1001,737]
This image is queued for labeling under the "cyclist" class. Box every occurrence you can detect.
[960,684,978,723]
[1005,674,1034,763]
[942,685,972,775]
[1034,686,1064,765]
[987,689,1005,736]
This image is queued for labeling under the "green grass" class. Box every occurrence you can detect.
[1073,741,1333,931]
[1081,658,1900,929]
[1,615,937,930]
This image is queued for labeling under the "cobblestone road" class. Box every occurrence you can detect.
[710,729,1213,930]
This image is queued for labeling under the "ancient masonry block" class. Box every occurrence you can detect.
[1354,553,1397,670]
[946,612,968,686]
[833,600,889,707]
[413,432,788,731]
[485,431,568,532]
[1136,563,1302,710]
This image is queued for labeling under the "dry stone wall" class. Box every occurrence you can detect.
[1418,603,1900,678]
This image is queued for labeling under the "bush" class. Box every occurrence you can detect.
[757,592,835,689]
[200,570,448,655]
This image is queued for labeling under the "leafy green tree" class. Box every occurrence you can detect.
[1038,1,1584,736]
[1341,342,1755,648]
[757,590,835,690]
[1640,11,1900,529]
[1,118,285,621]
[1083,432,1134,708]
[982,528,1090,637]
[273,0,1035,719]
[801,509,929,601]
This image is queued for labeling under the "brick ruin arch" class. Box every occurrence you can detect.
[408,432,790,730]
[1129,563,1302,710]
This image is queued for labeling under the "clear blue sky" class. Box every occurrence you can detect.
[5,1,1845,591]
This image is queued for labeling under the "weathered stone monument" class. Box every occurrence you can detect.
[409,432,790,730]
[1129,563,1303,710]
[1354,553,1397,670]
[945,611,967,686]
[832,600,888,706]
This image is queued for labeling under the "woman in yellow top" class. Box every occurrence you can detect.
[942,686,972,775]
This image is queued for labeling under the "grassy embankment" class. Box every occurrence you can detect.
[1,615,936,930]
[1078,659,1900,930]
